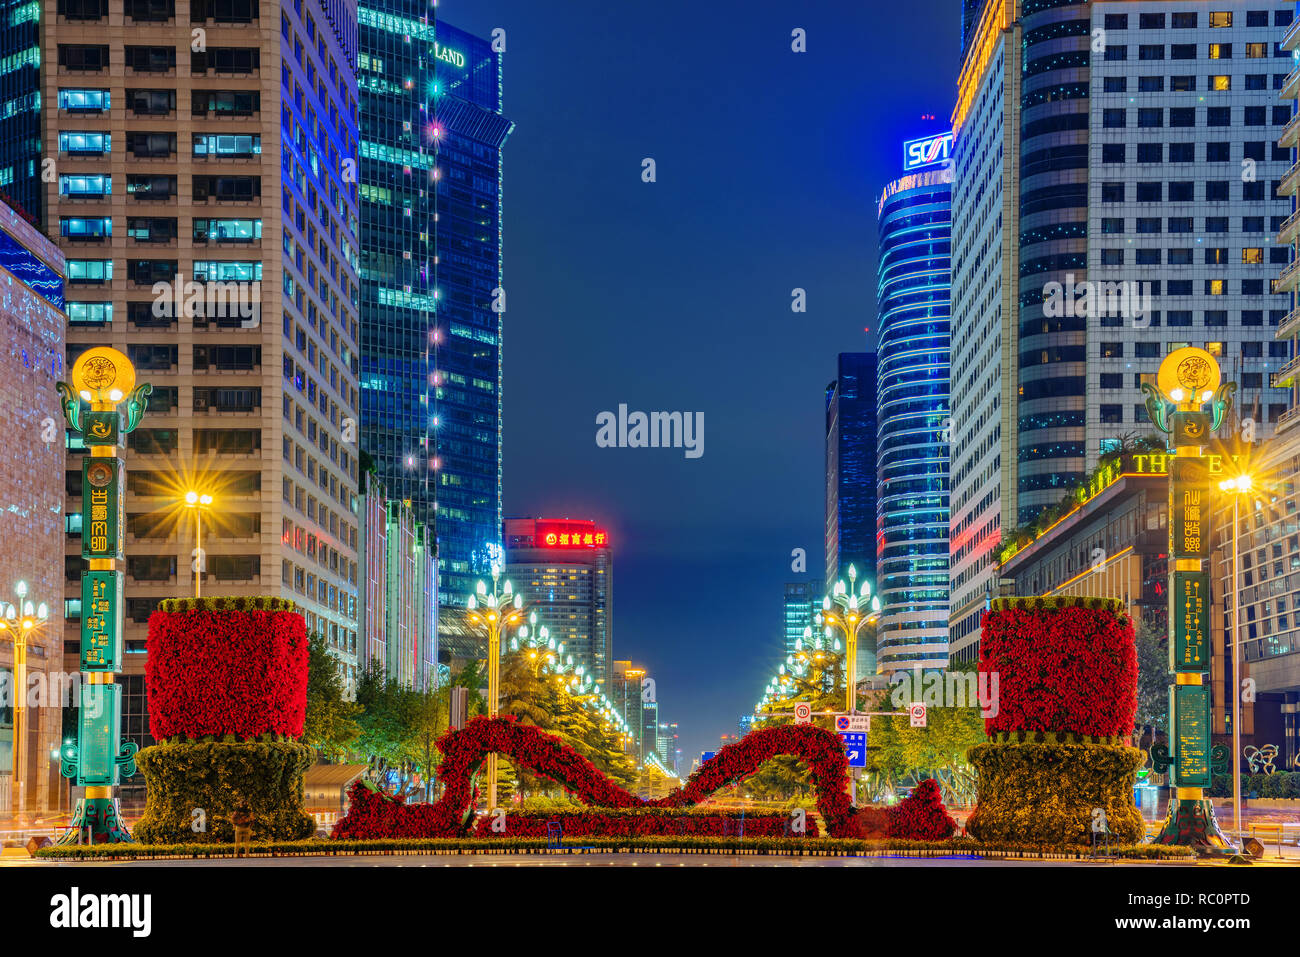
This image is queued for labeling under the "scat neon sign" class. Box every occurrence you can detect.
[903,131,954,171]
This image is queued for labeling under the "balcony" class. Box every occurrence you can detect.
[1278,207,1300,246]
[1275,257,1300,292]
[1283,67,1300,102]
[1271,353,1300,388]
[1278,304,1300,340]
[1280,157,1300,197]
[1281,110,1300,150]
[1278,404,1300,434]
[1284,17,1300,51]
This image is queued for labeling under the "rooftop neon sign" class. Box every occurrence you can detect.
[903,131,954,171]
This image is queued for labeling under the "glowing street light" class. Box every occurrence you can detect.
[1218,471,1256,847]
[0,581,50,817]
[816,564,881,713]
[465,565,526,811]
[183,490,214,598]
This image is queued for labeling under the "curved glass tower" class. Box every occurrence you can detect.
[875,170,952,673]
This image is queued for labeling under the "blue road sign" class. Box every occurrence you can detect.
[839,732,867,768]
[700,751,716,765]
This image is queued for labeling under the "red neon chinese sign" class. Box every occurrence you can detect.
[535,521,609,548]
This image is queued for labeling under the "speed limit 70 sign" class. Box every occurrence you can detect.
[793,702,812,725]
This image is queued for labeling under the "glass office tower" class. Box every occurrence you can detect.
[0,0,41,224]
[825,353,878,675]
[875,170,952,673]
[359,11,512,607]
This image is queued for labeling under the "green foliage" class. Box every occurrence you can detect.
[967,741,1145,845]
[133,740,315,844]
[156,596,295,613]
[303,632,361,760]
[1134,619,1169,739]
[989,596,1126,615]
[35,835,1193,860]
[1209,771,1300,799]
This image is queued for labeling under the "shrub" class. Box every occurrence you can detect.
[133,740,315,844]
[886,779,957,841]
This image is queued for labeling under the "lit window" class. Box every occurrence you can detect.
[1209,11,1232,28]
[1242,247,1264,264]
[1212,75,1231,90]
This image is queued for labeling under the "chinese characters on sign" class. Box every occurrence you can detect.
[80,570,122,671]
[535,522,610,549]
[1170,458,1210,559]
[1172,684,1212,788]
[81,457,123,560]
[1171,571,1209,672]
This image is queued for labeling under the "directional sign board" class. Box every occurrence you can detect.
[835,714,870,733]
[910,703,927,727]
[793,702,812,725]
[839,732,868,768]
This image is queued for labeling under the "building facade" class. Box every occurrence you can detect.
[503,517,612,685]
[359,15,512,609]
[948,0,1020,663]
[47,0,363,800]
[356,469,437,689]
[0,202,65,816]
[950,0,1298,664]
[824,352,878,597]
[781,579,822,656]
[876,168,952,672]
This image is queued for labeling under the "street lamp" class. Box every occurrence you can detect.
[465,566,526,810]
[0,581,49,819]
[816,564,881,713]
[1218,472,1255,847]
[183,490,213,598]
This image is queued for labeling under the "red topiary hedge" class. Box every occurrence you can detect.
[145,597,308,741]
[978,597,1137,739]
[885,779,957,841]
[333,716,857,839]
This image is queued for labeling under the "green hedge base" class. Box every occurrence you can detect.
[35,836,1193,861]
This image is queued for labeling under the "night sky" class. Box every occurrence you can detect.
[441,0,961,765]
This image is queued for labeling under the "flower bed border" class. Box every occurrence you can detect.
[34,835,1194,861]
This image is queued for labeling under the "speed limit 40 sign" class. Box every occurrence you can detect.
[909,703,927,727]
[793,702,812,725]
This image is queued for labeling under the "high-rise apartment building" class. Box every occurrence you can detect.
[948,0,1020,663]
[781,580,822,656]
[47,0,363,789]
[0,0,41,222]
[876,166,952,672]
[503,517,612,685]
[359,14,512,608]
[0,201,65,816]
[949,0,1297,663]
[357,468,436,689]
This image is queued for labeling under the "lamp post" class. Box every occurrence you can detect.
[816,565,881,713]
[1219,472,1255,848]
[183,490,213,598]
[0,583,49,819]
[466,566,526,811]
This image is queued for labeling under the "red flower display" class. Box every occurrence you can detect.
[145,608,309,741]
[332,717,857,839]
[885,779,957,841]
[469,810,817,838]
[979,600,1137,738]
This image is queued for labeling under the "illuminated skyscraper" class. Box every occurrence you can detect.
[876,167,951,673]
[359,11,512,607]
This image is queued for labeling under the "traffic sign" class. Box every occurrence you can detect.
[839,732,868,768]
[835,714,869,732]
[909,703,927,727]
[793,702,812,725]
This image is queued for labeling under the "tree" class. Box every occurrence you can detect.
[1135,618,1169,748]
[302,632,361,760]
[354,663,418,768]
